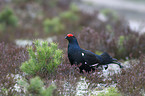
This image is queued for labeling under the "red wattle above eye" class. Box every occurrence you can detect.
[67,34,73,37]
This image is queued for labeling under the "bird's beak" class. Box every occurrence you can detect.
[65,36,67,39]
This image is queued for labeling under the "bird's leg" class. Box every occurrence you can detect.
[80,69,83,73]
[78,63,84,73]
[96,64,100,68]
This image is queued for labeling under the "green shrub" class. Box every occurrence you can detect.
[0,23,6,31]
[101,9,118,21]
[118,35,125,47]
[41,83,56,96]
[69,3,79,12]
[117,35,126,54]
[60,11,79,22]
[19,76,56,96]
[60,4,79,22]
[97,87,121,96]
[43,17,65,33]
[48,0,58,8]
[20,40,63,75]
[28,76,44,94]
[106,24,113,32]
[0,8,18,27]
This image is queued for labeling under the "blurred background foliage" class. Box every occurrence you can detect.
[0,0,145,95]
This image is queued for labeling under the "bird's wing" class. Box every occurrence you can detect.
[68,53,74,65]
[81,49,102,65]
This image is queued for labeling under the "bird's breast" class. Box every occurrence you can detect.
[68,48,83,64]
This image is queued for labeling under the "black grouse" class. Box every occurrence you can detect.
[65,34,123,73]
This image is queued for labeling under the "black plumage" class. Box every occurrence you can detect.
[65,34,123,73]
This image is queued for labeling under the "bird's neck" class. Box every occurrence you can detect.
[68,40,80,49]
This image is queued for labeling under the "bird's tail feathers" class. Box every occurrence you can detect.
[100,52,123,68]
[100,52,114,64]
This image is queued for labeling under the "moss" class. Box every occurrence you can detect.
[0,8,18,27]
[43,17,65,33]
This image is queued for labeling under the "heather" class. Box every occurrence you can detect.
[116,56,145,96]
[0,42,28,95]
[0,0,145,95]
[1,41,144,95]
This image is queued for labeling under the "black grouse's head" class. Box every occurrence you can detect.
[65,34,77,43]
